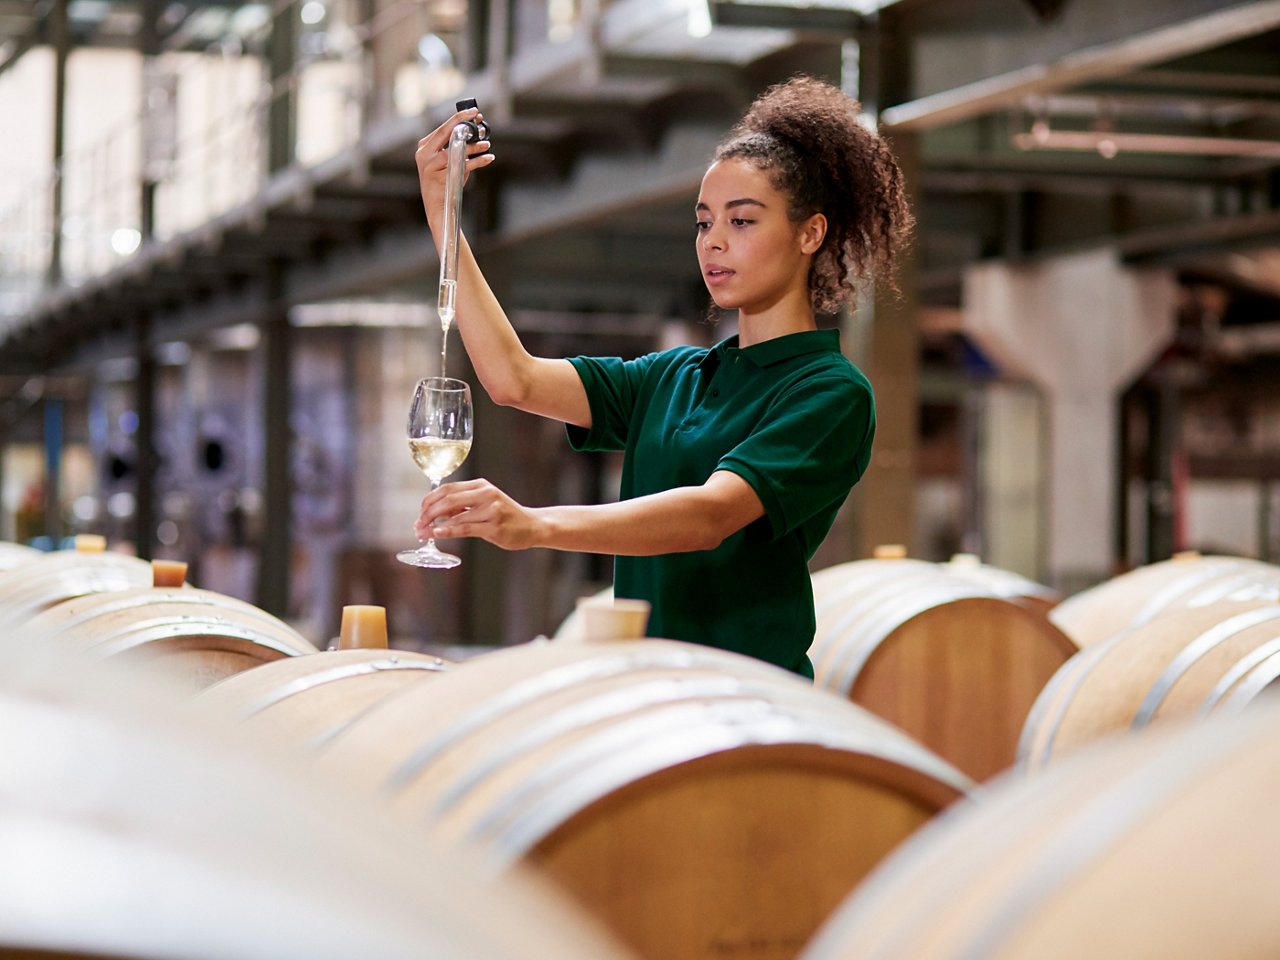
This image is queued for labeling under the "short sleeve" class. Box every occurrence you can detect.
[716,375,875,540]
[565,353,657,452]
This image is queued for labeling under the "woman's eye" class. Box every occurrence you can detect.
[695,221,711,232]
[730,218,753,227]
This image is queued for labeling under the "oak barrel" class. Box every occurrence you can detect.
[311,639,971,960]
[1049,552,1280,647]
[799,699,1280,960]
[1019,599,1280,769]
[196,647,450,746]
[809,558,1077,781]
[0,645,634,960]
[11,586,318,689]
[942,554,1062,616]
[0,550,154,628]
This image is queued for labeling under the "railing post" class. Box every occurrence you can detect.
[46,0,70,289]
[268,0,298,173]
[43,396,63,544]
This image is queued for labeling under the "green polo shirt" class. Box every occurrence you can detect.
[567,329,875,677]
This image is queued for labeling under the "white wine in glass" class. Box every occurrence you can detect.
[397,377,473,569]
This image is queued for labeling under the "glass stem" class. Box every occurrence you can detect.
[425,479,441,550]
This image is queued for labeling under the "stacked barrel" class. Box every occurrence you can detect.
[197,624,972,960]
[1020,551,1280,769]
[797,550,1280,960]
[0,538,633,960]
[15,537,1277,959]
[0,537,979,960]
[808,549,1077,781]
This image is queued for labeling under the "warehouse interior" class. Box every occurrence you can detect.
[7,3,1280,959]
[2,0,1279,649]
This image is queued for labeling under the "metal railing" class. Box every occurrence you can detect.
[0,0,475,330]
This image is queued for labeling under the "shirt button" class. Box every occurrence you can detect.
[712,388,721,398]
[733,355,740,364]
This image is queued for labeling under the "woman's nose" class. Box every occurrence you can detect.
[701,226,724,251]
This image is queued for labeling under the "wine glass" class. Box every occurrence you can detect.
[397,377,473,569]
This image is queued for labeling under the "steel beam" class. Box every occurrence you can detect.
[883,0,1280,131]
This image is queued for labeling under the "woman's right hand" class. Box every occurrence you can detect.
[414,107,495,232]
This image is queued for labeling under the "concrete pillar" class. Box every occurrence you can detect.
[850,130,920,560]
[980,381,1045,579]
[963,249,1176,590]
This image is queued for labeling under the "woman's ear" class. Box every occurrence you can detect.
[799,213,827,255]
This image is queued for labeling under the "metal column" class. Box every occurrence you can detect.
[133,0,162,560]
[255,264,293,617]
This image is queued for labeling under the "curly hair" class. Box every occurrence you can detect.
[714,75,914,314]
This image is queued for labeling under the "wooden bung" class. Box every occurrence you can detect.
[151,559,189,588]
[339,605,389,650]
[74,534,107,553]
[873,543,909,560]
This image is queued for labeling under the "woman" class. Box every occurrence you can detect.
[412,76,912,677]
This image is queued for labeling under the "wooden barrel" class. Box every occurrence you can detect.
[11,586,318,689]
[1049,552,1280,647]
[0,646,633,960]
[310,639,971,960]
[942,554,1062,616]
[809,558,1077,781]
[1019,599,1280,769]
[0,550,154,628]
[0,541,39,573]
[798,698,1280,960]
[195,648,450,747]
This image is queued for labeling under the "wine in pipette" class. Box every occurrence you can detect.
[439,278,456,376]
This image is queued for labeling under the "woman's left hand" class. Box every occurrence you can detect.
[415,479,545,551]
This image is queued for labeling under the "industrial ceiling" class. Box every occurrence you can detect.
[1,0,1278,374]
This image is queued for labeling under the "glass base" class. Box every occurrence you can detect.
[396,543,461,569]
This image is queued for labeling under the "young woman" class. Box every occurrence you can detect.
[412,76,912,677]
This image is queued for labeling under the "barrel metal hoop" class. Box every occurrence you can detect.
[1219,650,1280,714]
[1132,606,1280,728]
[1030,631,1128,766]
[87,618,306,659]
[1127,560,1253,630]
[457,697,971,866]
[236,658,447,719]
[383,647,787,793]
[1201,640,1280,717]
[421,671,964,824]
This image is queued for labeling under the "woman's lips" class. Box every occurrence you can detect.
[704,265,735,286]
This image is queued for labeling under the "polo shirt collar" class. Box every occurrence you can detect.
[702,329,841,371]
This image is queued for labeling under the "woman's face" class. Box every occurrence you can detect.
[695,158,824,315]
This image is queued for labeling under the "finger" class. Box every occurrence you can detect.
[418,107,481,151]
[415,486,490,535]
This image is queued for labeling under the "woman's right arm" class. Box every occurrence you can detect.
[415,108,591,429]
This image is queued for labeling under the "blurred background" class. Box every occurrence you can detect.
[1,0,1278,649]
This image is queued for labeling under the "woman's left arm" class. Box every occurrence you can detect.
[414,471,764,555]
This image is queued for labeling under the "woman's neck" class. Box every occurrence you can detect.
[736,287,817,347]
